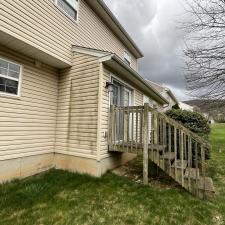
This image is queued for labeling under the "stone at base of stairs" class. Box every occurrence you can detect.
[198,177,215,199]
[183,176,215,199]
[112,167,128,176]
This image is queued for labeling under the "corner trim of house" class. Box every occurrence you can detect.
[96,62,104,164]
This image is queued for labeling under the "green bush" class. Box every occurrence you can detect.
[166,109,211,159]
[166,109,210,138]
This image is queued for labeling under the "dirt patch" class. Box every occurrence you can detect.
[112,156,181,190]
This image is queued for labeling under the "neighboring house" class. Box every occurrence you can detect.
[146,80,179,111]
[216,114,225,122]
[208,116,215,125]
[179,102,194,112]
[0,0,168,182]
[203,113,215,124]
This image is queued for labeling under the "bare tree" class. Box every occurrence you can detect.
[183,0,225,100]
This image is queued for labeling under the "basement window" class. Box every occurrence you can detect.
[0,58,22,96]
[124,51,131,66]
[55,0,79,21]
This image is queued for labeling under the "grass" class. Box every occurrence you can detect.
[0,124,225,225]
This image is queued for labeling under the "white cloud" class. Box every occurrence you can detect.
[104,0,191,100]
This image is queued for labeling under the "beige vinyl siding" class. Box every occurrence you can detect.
[100,66,144,159]
[0,0,138,70]
[135,90,143,106]
[0,46,58,160]
[55,52,100,159]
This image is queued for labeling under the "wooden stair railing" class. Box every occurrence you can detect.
[108,103,214,199]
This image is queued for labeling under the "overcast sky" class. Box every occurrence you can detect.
[104,0,190,101]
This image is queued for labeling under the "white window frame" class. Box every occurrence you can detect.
[110,74,134,106]
[124,87,132,107]
[124,51,131,66]
[55,0,79,23]
[0,57,22,98]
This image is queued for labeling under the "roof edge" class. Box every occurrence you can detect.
[100,54,169,105]
[147,80,179,105]
[167,89,179,105]
[85,0,144,58]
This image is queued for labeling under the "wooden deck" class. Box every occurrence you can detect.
[108,104,214,199]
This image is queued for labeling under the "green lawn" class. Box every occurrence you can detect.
[0,124,225,225]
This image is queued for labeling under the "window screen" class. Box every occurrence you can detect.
[0,59,21,96]
[56,0,78,21]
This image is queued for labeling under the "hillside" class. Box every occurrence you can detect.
[184,100,225,116]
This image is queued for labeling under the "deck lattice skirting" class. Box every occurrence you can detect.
[108,103,214,199]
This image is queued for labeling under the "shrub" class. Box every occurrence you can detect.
[166,109,211,159]
[165,109,211,139]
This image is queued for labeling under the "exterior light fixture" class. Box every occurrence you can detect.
[105,81,114,93]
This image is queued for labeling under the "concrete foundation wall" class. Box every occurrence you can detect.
[0,150,136,183]
[98,153,137,176]
[0,153,54,183]
[54,153,98,176]
[54,152,136,177]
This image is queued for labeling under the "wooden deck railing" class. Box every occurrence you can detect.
[108,103,211,197]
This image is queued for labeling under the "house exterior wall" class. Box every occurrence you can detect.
[0,0,138,70]
[0,0,144,180]
[0,47,163,180]
[55,52,100,160]
[100,66,144,161]
[54,53,146,175]
[0,46,58,182]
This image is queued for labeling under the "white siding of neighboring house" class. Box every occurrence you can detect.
[179,102,194,112]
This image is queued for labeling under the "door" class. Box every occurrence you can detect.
[111,80,132,141]
[111,81,132,107]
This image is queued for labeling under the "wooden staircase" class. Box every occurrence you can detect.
[153,147,214,199]
[108,104,215,199]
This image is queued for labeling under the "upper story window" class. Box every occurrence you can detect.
[55,0,79,21]
[0,58,22,96]
[124,51,131,66]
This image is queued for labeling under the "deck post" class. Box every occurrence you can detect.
[143,103,149,185]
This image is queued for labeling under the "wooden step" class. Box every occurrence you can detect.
[160,152,175,160]
[171,160,188,170]
[150,144,167,151]
[198,177,214,192]
[184,168,200,179]
[197,177,215,199]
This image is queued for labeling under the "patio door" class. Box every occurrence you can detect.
[111,79,132,141]
[111,80,132,107]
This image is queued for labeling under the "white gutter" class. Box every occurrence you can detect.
[99,54,169,105]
